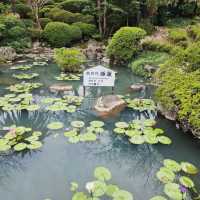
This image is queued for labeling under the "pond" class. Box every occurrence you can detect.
[0,60,199,200]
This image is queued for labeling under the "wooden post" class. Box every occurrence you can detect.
[112,87,114,94]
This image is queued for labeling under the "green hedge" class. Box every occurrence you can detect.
[15,3,32,18]
[106,27,146,64]
[39,18,52,29]
[187,24,200,41]
[70,25,82,41]
[43,22,73,47]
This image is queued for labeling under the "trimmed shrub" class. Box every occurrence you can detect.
[28,28,43,41]
[22,19,34,28]
[142,40,173,53]
[8,38,31,53]
[47,8,94,24]
[8,26,27,39]
[139,19,155,35]
[187,24,200,41]
[72,22,96,38]
[54,48,86,72]
[168,28,188,44]
[15,3,32,18]
[43,22,72,47]
[106,27,146,64]
[39,18,52,29]
[59,0,90,12]
[70,25,82,41]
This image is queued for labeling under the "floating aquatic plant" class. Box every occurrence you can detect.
[47,122,64,130]
[153,158,199,200]
[70,166,134,200]
[33,61,47,66]
[55,73,82,81]
[0,126,43,152]
[113,119,172,145]
[7,82,42,93]
[124,98,156,112]
[0,93,40,112]
[64,120,106,143]
[13,73,39,80]
[11,65,32,70]
[42,95,83,113]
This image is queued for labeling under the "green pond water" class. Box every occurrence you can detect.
[0,60,199,200]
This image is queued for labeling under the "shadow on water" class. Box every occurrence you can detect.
[0,63,199,200]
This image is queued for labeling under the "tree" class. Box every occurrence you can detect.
[29,0,50,29]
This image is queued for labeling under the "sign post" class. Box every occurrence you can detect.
[83,65,116,96]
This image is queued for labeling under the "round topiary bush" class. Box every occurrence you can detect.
[15,3,32,18]
[72,22,96,38]
[8,26,27,39]
[39,18,52,29]
[70,25,82,41]
[106,27,146,64]
[43,22,72,47]
[54,48,86,72]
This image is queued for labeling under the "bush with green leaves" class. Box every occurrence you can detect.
[43,22,72,47]
[15,3,32,18]
[28,28,43,41]
[39,18,52,29]
[187,24,200,41]
[8,26,27,39]
[168,28,188,45]
[106,27,146,64]
[130,51,170,77]
[59,0,90,12]
[54,48,86,72]
[142,39,173,53]
[72,22,96,38]
[70,25,82,41]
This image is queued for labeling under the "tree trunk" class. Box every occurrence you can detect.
[35,6,41,29]
[97,0,103,36]
[103,0,107,37]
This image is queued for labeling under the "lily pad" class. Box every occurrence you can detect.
[115,122,129,129]
[72,192,87,200]
[70,182,79,192]
[14,143,27,151]
[113,190,133,200]
[92,181,106,197]
[71,121,85,128]
[106,184,119,197]
[68,136,80,144]
[94,166,112,181]
[0,141,11,152]
[179,176,194,188]
[64,130,77,138]
[156,167,175,183]
[27,141,42,150]
[129,135,145,144]
[163,159,181,172]
[90,121,105,128]
[164,183,182,200]
[114,128,125,134]
[125,130,142,137]
[181,162,198,174]
[144,135,158,144]
[80,133,97,142]
[143,119,156,127]
[47,122,64,130]
[158,136,172,145]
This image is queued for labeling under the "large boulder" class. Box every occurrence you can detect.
[0,47,17,61]
[94,95,126,118]
[49,84,73,93]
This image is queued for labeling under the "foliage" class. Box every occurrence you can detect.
[54,48,85,72]
[43,22,72,47]
[0,126,43,152]
[55,72,82,81]
[12,73,39,80]
[64,120,106,143]
[142,39,173,53]
[130,51,170,77]
[113,119,172,145]
[28,27,43,41]
[106,27,146,64]
[153,158,199,200]
[168,28,188,46]
[72,22,96,38]
[15,3,32,18]
[187,24,200,41]
[70,166,134,199]
[39,17,52,29]
[70,25,82,41]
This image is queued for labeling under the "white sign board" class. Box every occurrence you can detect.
[83,65,115,87]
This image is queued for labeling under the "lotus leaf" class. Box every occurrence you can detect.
[0,141,11,152]
[64,130,77,138]
[92,181,106,197]
[70,182,79,192]
[41,98,55,104]
[47,122,64,130]
[55,73,82,81]
[156,167,175,183]
[14,143,27,151]
[181,162,198,174]
[150,196,167,200]
[32,131,42,137]
[129,135,145,144]
[158,136,172,145]
[33,61,47,66]
[164,183,182,200]
[163,159,181,172]
[144,135,158,144]
[11,65,32,70]
[143,119,156,127]
[27,141,42,149]
[115,122,129,129]
[94,167,112,181]
[72,192,87,200]
[25,136,39,142]
[114,128,125,134]
[79,133,97,142]
[68,136,80,143]
[90,121,105,128]
[179,176,194,188]
[106,184,119,197]
[26,104,40,111]
[113,190,133,200]
[71,121,85,128]
[13,73,39,80]
[125,130,142,137]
